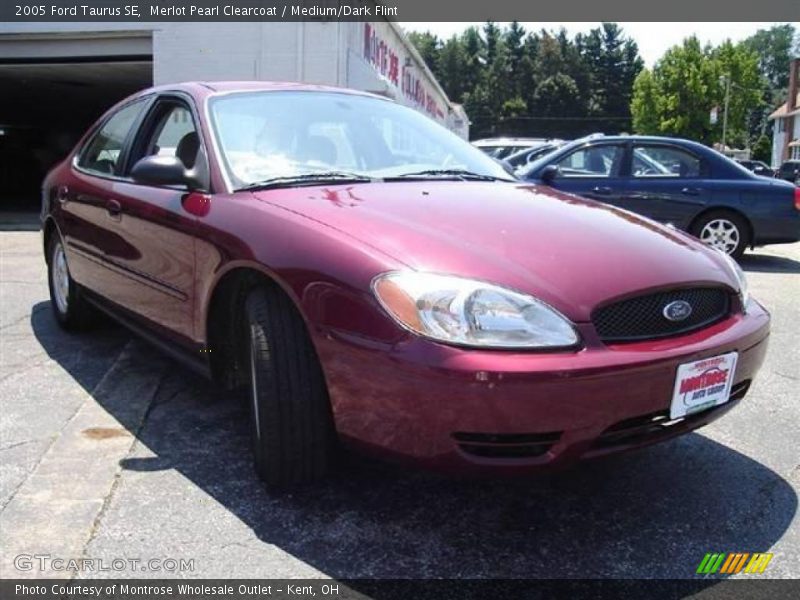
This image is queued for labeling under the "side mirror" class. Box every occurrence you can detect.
[131,155,204,190]
[540,164,559,183]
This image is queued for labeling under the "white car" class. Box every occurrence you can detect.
[472,137,549,160]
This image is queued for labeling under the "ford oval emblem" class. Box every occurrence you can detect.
[663,300,693,322]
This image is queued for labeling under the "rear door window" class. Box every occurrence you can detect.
[632,145,702,178]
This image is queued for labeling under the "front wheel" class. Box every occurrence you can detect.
[690,211,750,259]
[47,233,94,330]
[244,285,334,487]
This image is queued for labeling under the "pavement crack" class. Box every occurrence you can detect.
[76,366,168,569]
[775,371,799,382]
[0,304,45,332]
[0,358,51,384]
[0,438,48,453]
[0,341,131,517]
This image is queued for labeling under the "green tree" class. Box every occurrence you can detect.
[631,69,660,134]
[713,40,763,145]
[741,24,797,142]
[742,24,797,90]
[532,74,580,117]
[460,26,485,101]
[504,21,527,98]
[437,35,467,101]
[751,134,772,163]
[483,21,502,66]
[631,36,765,145]
[501,96,528,119]
[407,31,440,77]
[578,23,643,132]
[645,37,721,143]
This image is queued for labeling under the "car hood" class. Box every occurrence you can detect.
[252,181,736,321]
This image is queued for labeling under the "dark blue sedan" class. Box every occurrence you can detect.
[518,135,800,258]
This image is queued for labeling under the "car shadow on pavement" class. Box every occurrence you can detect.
[31,302,797,582]
[740,252,800,274]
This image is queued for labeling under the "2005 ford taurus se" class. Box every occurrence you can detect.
[42,82,770,486]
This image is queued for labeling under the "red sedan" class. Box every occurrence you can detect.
[41,82,769,487]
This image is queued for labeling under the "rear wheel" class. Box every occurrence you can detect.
[47,233,94,330]
[244,285,334,487]
[690,210,750,259]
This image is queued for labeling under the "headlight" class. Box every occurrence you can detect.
[372,272,580,349]
[718,251,749,308]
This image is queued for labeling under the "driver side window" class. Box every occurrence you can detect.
[146,104,200,169]
[555,145,623,178]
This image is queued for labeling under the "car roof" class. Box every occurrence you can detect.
[473,137,547,145]
[131,80,382,101]
[570,134,716,153]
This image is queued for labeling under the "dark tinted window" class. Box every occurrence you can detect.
[78,99,147,175]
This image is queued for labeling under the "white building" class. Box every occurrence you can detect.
[769,58,799,166]
[0,21,468,210]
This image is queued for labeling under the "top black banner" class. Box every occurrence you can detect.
[1,0,798,22]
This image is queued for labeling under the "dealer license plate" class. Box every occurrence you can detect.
[670,352,738,419]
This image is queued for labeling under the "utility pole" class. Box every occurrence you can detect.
[721,74,731,151]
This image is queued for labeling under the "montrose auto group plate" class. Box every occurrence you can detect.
[670,352,739,419]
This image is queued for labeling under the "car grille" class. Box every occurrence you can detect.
[592,287,731,343]
[590,380,750,450]
[453,431,562,459]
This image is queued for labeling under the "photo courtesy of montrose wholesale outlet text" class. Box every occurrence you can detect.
[1,1,799,599]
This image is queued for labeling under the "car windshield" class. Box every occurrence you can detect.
[208,91,512,189]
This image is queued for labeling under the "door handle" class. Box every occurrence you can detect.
[106,199,122,220]
[592,186,612,195]
[56,186,69,204]
[681,187,700,196]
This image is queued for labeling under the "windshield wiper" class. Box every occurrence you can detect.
[387,169,512,182]
[237,171,375,191]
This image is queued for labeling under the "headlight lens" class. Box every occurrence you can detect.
[373,272,580,349]
[719,251,749,308]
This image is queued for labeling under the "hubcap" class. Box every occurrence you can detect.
[699,219,739,254]
[52,242,70,314]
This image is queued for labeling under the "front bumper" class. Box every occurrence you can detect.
[318,300,770,474]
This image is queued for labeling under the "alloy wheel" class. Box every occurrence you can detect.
[52,241,70,314]
[699,218,740,255]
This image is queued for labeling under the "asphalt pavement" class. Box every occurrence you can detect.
[1,231,798,581]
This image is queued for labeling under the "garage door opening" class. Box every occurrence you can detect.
[0,57,152,215]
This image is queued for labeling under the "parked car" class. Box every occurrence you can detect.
[43,83,769,486]
[776,159,800,184]
[504,140,565,171]
[518,135,800,258]
[472,137,549,159]
[736,159,775,178]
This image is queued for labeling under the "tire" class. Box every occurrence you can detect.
[244,285,334,487]
[690,210,750,260]
[47,233,94,331]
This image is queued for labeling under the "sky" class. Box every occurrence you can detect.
[399,22,795,67]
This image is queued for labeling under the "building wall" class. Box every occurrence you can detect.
[772,122,787,167]
[152,22,344,86]
[345,21,468,138]
[0,21,467,137]
[772,116,800,166]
